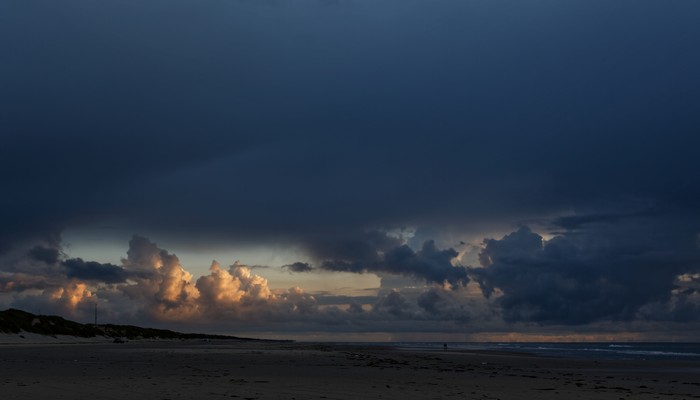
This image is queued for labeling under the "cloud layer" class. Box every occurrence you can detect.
[472,215,700,324]
[1,1,700,337]
[2,1,699,251]
[1,223,698,338]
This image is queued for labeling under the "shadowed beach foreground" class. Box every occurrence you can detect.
[1,340,699,400]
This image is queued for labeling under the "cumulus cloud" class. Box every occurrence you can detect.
[195,260,278,319]
[1,233,487,333]
[471,218,700,324]
[372,290,414,317]
[416,287,448,315]
[367,285,483,324]
[118,235,201,320]
[2,223,699,337]
[1,235,328,326]
[11,281,96,319]
[0,273,51,292]
[0,238,79,298]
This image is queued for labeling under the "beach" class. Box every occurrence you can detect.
[1,339,699,400]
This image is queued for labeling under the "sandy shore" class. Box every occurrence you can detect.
[1,339,699,399]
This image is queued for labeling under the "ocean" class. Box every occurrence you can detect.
[389,342,700,361]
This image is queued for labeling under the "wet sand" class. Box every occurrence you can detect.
[1,340,699,399]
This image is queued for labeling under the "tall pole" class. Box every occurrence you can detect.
[94,303,97,327]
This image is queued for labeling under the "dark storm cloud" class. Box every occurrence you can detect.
[1,240,137,294]
[282,262,314,273]
[311,230,467,287]
[381,241,465,287]
[62,258,129,284]
[2,0,699,251]
[471,216,700,324]
[305,230,403,265]
[28,246,61,265]
[549,206,658,232]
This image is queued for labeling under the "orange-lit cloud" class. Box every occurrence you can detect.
[2,230,699,341]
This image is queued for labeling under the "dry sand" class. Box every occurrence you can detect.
[1,338,699,400]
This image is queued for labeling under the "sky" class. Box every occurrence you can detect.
[1,0,700,341]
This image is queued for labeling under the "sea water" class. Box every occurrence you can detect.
[386,342,700,361]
